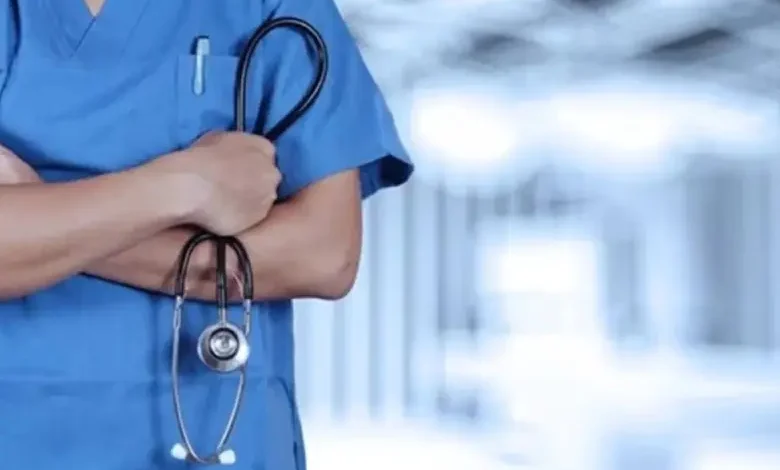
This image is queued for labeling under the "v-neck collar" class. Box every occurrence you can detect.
[44,0,153,62]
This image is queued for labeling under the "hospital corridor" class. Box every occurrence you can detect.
[296,0,780,469]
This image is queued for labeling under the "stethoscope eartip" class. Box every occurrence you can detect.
[170,443,188,461]
[218,449,237,465]
[170,443,237,465]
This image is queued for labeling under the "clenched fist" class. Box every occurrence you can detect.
[151,131,281,236]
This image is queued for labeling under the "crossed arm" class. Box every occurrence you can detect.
[88,170,362,302]
[0,151,362,302]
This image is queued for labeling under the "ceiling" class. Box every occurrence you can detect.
[336,0,780,95]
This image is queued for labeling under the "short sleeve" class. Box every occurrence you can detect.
[257,0,413,200]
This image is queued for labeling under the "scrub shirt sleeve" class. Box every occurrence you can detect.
[258,0,413,200]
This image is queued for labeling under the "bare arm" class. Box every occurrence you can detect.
[0,167,194,299]
[86,170,363,301]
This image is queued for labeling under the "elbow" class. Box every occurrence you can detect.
[315,249,359,301]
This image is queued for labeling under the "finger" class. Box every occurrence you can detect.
[0,157,41,184]
[0,144,17,157]
[243,134,275,156]
[0,148,42,183]
[260,139,275,157]
[0,158,25,184]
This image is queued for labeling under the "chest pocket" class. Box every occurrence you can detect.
[175,53,264,147]
[0,51,262,180]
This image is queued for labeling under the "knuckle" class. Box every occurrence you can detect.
[262,141,276,157]
[251,135,274,154]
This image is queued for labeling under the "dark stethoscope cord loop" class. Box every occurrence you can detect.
[235,16,329,139]
[172,232,254,304]
[170,16,327,466]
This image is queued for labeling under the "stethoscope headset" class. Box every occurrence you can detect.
[169,16,328,466]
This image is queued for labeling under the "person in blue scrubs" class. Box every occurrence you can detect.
[0,0,412,468]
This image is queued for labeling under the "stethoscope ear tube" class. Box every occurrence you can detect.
[234,16,328,138]
[169,16,328,466]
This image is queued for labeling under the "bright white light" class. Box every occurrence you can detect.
[539,80,780,173]
[683,97,778,152]
[688,444,780,470]
[406,86,549,194]
[410,89,519,169]
[304,420,511,470]
[408,76,778,193]
[479,233,598,296]
[476,221,603,338]
[547,90,675,162]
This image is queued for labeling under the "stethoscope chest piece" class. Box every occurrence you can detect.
[197,322,250,373]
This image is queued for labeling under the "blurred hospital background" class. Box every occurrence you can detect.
[295,0,780,469]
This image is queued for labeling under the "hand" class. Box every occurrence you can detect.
[0,145,41,184]
[157,131,281,236]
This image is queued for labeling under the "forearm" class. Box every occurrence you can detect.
[83,226,206,296]
[88,198,359,302]
[0,168,192,298]
[88,170,362,301]
[236,198,359,300]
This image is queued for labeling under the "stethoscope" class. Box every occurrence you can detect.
[168,17,328,466]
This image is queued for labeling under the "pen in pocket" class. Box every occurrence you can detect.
[193,36,210,96]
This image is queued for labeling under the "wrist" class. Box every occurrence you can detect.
[136,151,207,226]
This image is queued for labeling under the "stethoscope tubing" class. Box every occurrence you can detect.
[169,16,328,465]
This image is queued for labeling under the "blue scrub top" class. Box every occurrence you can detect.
[0,1,412,469]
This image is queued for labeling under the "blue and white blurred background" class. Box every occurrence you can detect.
[296,1,780,468]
